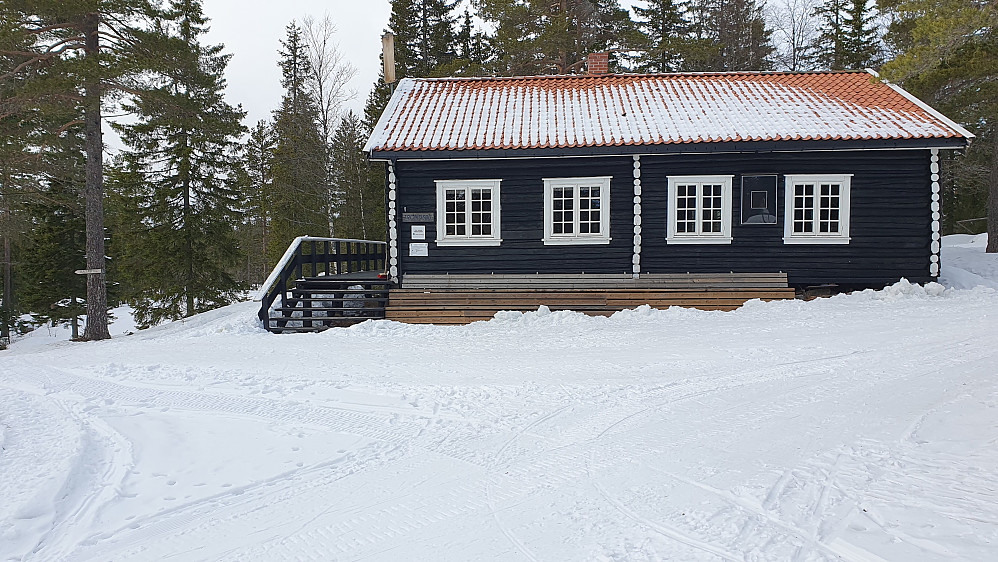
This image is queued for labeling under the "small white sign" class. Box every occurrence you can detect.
[411,224,426,240]
[409,243,428,257]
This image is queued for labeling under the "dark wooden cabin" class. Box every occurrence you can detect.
[364,69,972,323]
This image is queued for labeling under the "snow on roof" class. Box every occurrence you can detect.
[364,71,972,153]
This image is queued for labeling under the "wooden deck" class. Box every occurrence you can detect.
[386,274,796,325]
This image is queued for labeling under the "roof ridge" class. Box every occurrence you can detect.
[405,70,874,83]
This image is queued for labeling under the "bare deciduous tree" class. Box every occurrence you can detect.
[302,14,358,145]
[770,0,819,71]
[301,14,357,236]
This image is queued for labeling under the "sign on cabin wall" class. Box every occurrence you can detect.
[741,175,778,225]
[409,243,428,257]
[411,225,426,240]
[402,212,434,223]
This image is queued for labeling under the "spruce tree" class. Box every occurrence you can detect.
[331,112,386,241]
[18,137,87,337]
[685,0,774,71]
[634,0,691,73]
[478,0,638,75]
[268,22,329,264]
[842,0,881,69]
[812,0,850,69]
[436,9,491,76]
[111,0,247,326]
[235,120,276,284]
[415,0,459,76]
[0,39,33,346]
[387,0,459,78]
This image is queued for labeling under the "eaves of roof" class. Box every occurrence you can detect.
[370,136,969,161]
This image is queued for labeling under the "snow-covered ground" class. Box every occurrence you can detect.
[2,235,997,561]
[8,306,138,351]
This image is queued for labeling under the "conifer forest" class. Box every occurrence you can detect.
[1,0,995,344]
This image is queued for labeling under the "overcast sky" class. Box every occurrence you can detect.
[201,0,393,128]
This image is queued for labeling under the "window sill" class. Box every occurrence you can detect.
[435,238,502,247]
[666,237,732,245]
[782,237,850,245]
[542,237,612,245]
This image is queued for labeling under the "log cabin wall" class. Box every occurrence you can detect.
[391,148,932,288]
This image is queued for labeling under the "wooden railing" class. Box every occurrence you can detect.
[255,237,387,329]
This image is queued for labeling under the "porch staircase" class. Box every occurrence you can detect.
[266,276,390,333]
[256,237,389,334]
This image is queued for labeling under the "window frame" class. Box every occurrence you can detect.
[434,179,502,246]
[542,176,612,245]
[666,175,734,244]
[782,174,852,245]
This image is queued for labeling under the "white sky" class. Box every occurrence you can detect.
[199,1,643,131]
[201,0,393,127]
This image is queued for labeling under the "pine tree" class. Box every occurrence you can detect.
[111,0,247,326]
[0,0,170,340]
[634,0,690,73]
[268,22,329,264]
[881,0,998,251]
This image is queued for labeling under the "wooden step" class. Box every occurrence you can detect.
[266,317,372,333]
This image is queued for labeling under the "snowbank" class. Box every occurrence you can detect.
[1,236,997,561]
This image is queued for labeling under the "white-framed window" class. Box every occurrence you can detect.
[783,175,851,244]
[666,175,733,244]
[434,179,502,246]
[542,177,611,245]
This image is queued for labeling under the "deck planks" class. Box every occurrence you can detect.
[386,273,795,324]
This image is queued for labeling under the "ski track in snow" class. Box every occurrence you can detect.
[3,256,998,560]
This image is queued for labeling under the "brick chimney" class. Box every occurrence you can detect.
[587,52,609,75]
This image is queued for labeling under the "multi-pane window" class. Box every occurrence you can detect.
[667,176,733,244]
[443,188,467,236]
[551,186,575,234]
[435,180,502,246]
[784,175,851,244]
[543,177,611,244]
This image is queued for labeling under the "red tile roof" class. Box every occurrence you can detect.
[364,71,972,153]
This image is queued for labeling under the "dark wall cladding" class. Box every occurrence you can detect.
[392,149,932,286]
[393,156,634,275]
